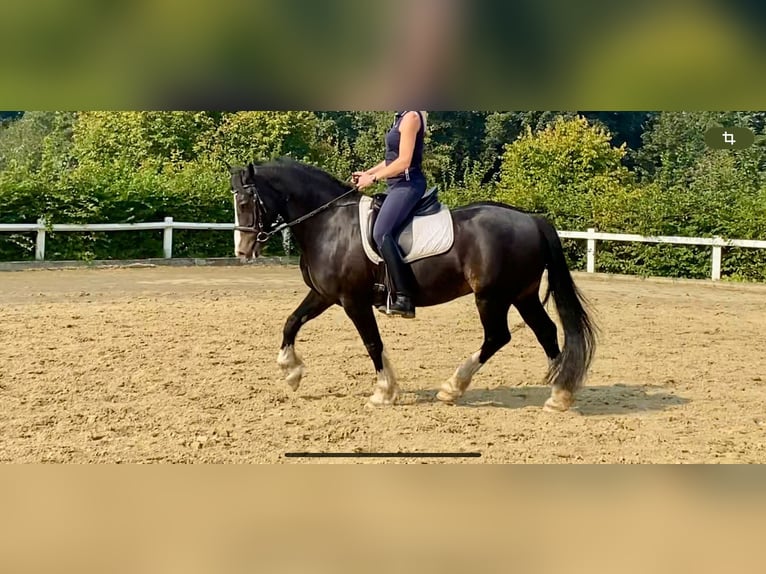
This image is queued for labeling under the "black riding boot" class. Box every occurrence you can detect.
[379,234,416,318]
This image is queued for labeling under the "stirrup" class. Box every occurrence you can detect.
[372,283,387,308]
[379,294,415,319]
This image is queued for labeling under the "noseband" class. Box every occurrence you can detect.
[234,182,357,243]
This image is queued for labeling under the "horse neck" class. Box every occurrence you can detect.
[264,177,358,247]
[290,186,340,219]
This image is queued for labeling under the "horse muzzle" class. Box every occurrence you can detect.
[238,242,264,262]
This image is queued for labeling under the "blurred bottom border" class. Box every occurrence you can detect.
[0,465,764,574]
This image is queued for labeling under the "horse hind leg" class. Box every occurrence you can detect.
[514,295,561,363]
[514,294,573,412]
[437,294,512,403]
[278,290,333,391]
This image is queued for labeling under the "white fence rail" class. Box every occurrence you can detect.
[559,228,766,280]
[1,220,765,280]
[0,217,234,261]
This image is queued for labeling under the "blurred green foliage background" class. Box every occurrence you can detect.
[1,1,765,109]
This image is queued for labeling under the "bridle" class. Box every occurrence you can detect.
[233,182,358,243]
[234,183,272,243]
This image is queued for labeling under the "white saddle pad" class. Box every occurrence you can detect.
[359,195,455,264]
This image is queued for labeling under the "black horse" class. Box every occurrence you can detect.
[230,158,596,412]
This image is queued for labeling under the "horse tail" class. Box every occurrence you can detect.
[534,216,598,395]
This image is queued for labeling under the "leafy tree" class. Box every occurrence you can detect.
[197,111,350,178]
[495,115,636,230]
[0,111,75,173]
[72,111,218,167]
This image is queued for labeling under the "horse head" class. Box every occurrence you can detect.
[229,162,285,261]
[229,159,356,262]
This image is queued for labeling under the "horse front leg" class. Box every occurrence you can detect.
[437,294,512,403]
[278,289,333,390]
[342,300,399,407]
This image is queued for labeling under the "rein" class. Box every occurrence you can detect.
[235,184,358,243]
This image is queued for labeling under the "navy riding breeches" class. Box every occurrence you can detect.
[372,176,426,250]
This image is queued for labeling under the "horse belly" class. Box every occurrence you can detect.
[411,250,472,307]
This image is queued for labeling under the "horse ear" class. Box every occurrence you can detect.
[247,162,257,180]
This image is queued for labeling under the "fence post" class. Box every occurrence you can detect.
[35,217,46,261]
[163,217,173,259]
[233,194,240,257]
[586,228,596,273]
[282,228,291,257]
[711,236,722,281]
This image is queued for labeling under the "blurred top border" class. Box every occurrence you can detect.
[1,0,765,110]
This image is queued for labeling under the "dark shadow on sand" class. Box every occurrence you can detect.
[410,383,689,416]
[298,392,349,400]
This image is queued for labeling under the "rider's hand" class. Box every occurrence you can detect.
[356,172,377,190]
[351,171,366,185]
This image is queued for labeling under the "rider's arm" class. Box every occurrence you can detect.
[367,111,420,181]
[352,160,386,184]
[366,160,387,176]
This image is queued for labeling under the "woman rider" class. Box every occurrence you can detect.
[353,110,427,319]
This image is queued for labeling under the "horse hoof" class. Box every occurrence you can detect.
[367,391,397,407]
[543,389,573,412]
[436,389,461,404]
[542,399,567,412]
[366,397,396,407]
[286,376,301,391]
[283,365,304,391]
[278,348,304,391]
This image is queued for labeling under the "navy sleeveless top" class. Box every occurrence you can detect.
[384,111,425,181]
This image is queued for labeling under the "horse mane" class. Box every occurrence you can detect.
[255,157,354,199]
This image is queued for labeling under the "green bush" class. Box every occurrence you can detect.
[495,116,638,232]
[0,157,237,261]
[0,111,350,260]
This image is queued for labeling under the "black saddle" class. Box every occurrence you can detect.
[367,187,442,257]
[371,186,441,218]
